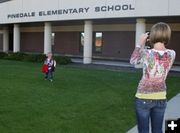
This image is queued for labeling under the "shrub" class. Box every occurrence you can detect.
[54,55,72,65]
[4,52,27,61]
[0,52,71,65]
[35,54,47,62]
[23,54,38,62]
[0,52,8,59]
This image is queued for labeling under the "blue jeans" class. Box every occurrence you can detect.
[135,98,167,133]
[45,70,53,80]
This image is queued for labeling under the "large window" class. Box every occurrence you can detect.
[80,32,84,52]
[51,33,55,46]
[80,32,103,53]
[94,32,103,53]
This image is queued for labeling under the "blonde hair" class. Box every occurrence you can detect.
[46,52,52,57]
[150,22,171,46]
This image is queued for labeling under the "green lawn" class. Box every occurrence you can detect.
[0,60,179,133]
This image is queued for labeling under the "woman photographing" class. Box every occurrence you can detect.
[130,22,176,133]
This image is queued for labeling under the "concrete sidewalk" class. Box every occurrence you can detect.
[71,58,180,72]
[127,93,180,133]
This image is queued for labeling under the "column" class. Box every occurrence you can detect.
[44,22,52,54]
[135,18,146,46]
[13,24,20,52]
[135,19,146,68]
[3,26,9,52]
[83,20,93,64]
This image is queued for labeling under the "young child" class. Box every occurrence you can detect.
[44,52,56,82]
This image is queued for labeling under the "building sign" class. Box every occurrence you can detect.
[0,0,180,24]
[7,4,135,19]
[0,0,136,23]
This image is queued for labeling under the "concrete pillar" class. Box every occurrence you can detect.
[135,18,146,46]
[3,27,9,52]
[83,21,93,64]
[44,22,52,54]
[13,24,20,52]
[135,19,146,68]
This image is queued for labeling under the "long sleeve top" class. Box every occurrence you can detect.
[44,58,56,70]
[130,46,176,99]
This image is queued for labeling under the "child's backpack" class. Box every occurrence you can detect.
[51,60,56,72]
[42,64,48,73]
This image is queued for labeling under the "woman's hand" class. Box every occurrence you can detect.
[138,32,149,47]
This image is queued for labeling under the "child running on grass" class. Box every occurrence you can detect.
[44,52,56,82]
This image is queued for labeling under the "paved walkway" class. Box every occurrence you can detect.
[71,58,180,72]
[127,93,180,133]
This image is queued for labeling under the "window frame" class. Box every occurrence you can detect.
[79,31,103,54]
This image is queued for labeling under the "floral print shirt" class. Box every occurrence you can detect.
[130,47,176,94]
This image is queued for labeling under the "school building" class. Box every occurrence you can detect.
[0,0,180,64]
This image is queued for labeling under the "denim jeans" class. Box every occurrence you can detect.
[135,98,167,133]
[45,70,53,80]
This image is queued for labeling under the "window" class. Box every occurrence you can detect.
[94,32,103,53]
[80,32,103,53]
[51,33,55,46]
[80,32,84,52]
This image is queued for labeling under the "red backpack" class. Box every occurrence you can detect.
[42,64,48,73]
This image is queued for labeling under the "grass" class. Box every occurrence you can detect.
[0,60,179,133]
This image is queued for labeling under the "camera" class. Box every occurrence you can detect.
[145,32,151,49]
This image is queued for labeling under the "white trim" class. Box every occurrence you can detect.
[21,24,136,32]
[19,23,180,33]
